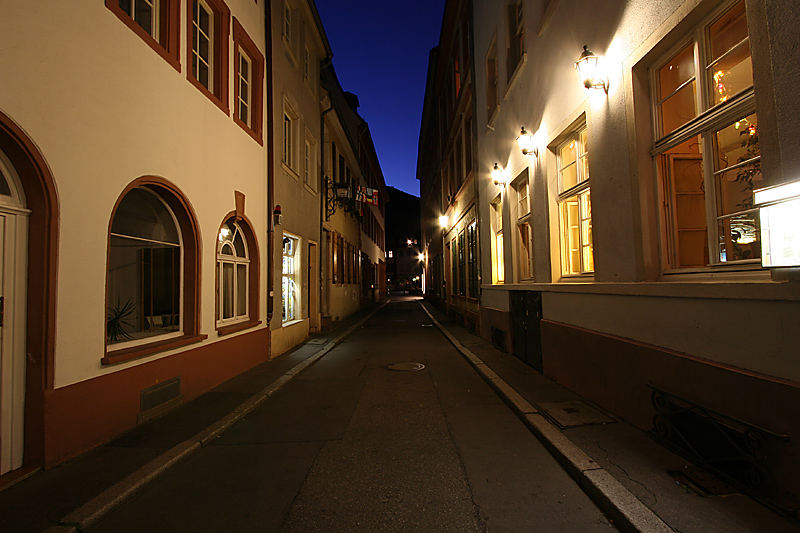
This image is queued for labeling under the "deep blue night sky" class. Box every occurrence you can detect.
[315,0,445,197]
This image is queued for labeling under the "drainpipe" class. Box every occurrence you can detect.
[265,0,275,326]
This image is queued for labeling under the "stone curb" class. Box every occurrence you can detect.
[46,301,390,533]
[420,302,673,533]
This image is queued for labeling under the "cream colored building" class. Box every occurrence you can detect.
[0,0,270,475]
[320,64,387,325]
[422,0,800,507]
[268,0,330,355]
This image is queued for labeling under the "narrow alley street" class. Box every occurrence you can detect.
[85,298,612,532]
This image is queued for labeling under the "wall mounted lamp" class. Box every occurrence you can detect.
[491,163,506,186]
[575,45,608,93]
[516,127,537,157]
[438,214,449,228]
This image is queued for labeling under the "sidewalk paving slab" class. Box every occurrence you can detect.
[421,300,800,533]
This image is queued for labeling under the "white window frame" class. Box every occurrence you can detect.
[192,0,214,92]
[237,50,252,128]
[557,125,593,276]
[282,102,299,174]
[650,0,759,272]
[123,0,160,39]
[216,221,249,326]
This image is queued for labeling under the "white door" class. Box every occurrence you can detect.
[0,154,28,476]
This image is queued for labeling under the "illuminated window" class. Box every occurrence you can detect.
[282,234,299,322]
[557,125,593,275]
[491,196,504,283]
[513,171,533,280]
[652,0,759,269]
[216,220,248,325]
[467,222,479,297]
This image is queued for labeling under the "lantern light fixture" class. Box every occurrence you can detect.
[575,45,608,93]
[438,214,449,228]
[491,162,506,186]
[516,126,537,157]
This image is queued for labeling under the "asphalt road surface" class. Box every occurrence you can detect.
[88,297,614,532]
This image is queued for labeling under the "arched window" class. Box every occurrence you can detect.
[107,187,182,346]
[217,220,249,324]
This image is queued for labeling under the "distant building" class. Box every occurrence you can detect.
[320,64,387,324]
[386,187,422,292]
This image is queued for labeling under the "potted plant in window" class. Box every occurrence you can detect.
[107,298,135,343]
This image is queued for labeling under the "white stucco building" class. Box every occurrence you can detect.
[421,0,800,508]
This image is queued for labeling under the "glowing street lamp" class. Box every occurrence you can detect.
[575,45,608,93]
[438,214,449,228]
[516,126,536,157]
[491,163,506,186]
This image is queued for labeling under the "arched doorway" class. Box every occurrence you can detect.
[0,110,58,476]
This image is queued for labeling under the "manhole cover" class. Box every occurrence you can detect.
[387,362,426,372]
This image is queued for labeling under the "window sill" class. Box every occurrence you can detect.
[282,161,300,180]
[102,333,208,366]
[217,319,262,336]
[498,279,800,302]
[233,116,263,145]
[504,53,527,100]
[187,75,230,116]
[105,0,181,73]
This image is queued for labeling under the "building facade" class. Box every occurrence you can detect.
[0,0,387,482]
[421,0,800,509]
[268,0,331,355]
[320,64,387,324]
[418,0,480,330]
[0,0,271,475]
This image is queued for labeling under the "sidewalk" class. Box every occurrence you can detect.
[420,301,799,533]
[0,303,385,533]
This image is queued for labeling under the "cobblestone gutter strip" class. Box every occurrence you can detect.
[420,302,673,533]
[46,301,390,533]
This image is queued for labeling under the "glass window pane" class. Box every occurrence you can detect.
[560,139,577,170]
[237,264,247,316]
[716,167,762,216]
[495,233,504,282]
[718,211,760,262]
[199,4,210,34]
[134,1,153,36]
[108,239,179,344]
[659,80,697,136]
[233,229,246,257]
[119,0,132,15]
[199,62,209,89]
[560,162,578,191]
[715,113,759,170]
[0,169,12,196]
[223,263,234,319]
[659,44,695,99]
[709,41,752,105]
[708,1,748,62]
[658,136,706,268]
[199,36,209,63]
[111,188,179,244]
